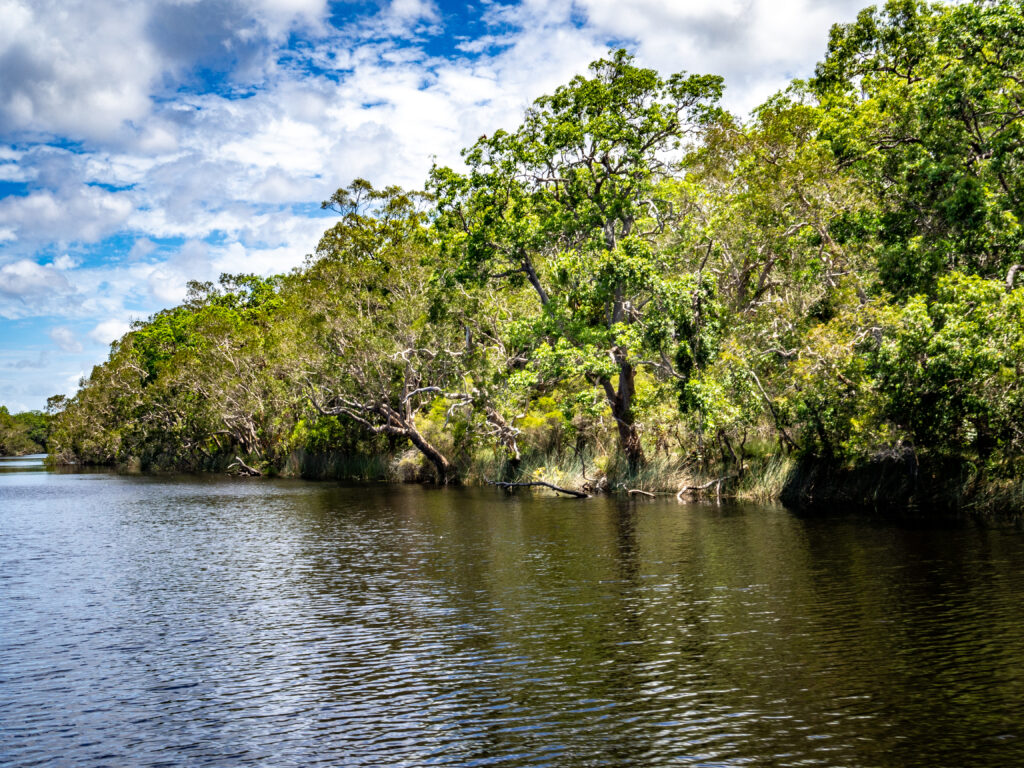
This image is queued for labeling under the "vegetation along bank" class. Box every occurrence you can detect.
[21,1,1024,516]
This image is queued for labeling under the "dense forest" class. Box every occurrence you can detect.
[0,406,48,456]
[22,0,1024,512]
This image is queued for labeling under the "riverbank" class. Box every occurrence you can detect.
[52,445,1024,519]
[90,447,1022,519]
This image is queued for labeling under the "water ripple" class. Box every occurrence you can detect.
[3,469,1024,766]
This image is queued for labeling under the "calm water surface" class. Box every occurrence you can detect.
[3,455,1024,767]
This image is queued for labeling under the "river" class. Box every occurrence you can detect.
[2,455,1024,766]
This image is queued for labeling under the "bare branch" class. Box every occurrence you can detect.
[489,480,589,498]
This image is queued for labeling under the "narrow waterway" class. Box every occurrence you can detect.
[3,455,1024,766]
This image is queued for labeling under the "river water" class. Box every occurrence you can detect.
[3,455,1024,767]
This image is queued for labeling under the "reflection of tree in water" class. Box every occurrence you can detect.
[250,486,1024,767]
[789,517,1024,768]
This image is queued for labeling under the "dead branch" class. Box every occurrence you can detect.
[676,476,733,501]
[489,480,590,499]
[485,407,522,461]
[627,489,656,497]
[228,455,262,477]
[1007,264,1022,292]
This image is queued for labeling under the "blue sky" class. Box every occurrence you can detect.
[0,0,867,411]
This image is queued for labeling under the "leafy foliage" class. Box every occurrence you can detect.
[0,407,49,456]
[813,0,1024,295]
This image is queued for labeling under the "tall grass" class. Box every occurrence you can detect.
[735,455,797,502]
[281,449,395,481]
[274,442,1021,519]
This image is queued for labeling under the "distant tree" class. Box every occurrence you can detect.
[0,405,40,456]
[50,273,293,470]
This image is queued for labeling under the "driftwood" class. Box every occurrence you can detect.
[676,476,732,501]
[489,480,590,499]
[627,489,656,498]
[228,455,262,477]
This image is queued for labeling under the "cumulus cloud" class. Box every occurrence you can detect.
[0,0,330,142]
[52,254,80,270]
[89,318,132,346]
[0,0,158,140]
[0,259,73,299]
[0,159,31,181]
[482,0,868,116]
[0,158,135,252]
[49,326,83,353]
[0,259,79,320]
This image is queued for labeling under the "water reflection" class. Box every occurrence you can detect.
[0,453,48,472]
[2,473,1024,766]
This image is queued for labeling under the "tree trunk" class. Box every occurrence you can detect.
[485,406,522,480]
[406,424,453,484]
[615,412,645,476]
[603,361,645,474]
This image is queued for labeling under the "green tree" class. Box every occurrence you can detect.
[301,180,470,483]
[50,273,292,470]
[813,0,1024,296]
[431,50,724,472]
[680,89,871,457]
[873,272,1024,460]
[0,406,46,455]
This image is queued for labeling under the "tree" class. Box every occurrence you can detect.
[678,89,871,457]
[301,180,470,483]
[0,406,47,456]
[431,50,724,472]
[872,272,1024,460]
[49,274,293,470]
[813,0,1024,296]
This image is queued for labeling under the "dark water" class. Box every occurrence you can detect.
[3,456,1024,767]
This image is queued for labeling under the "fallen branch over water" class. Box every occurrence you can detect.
[489,480,590,499]
[676,476,733,501]
[228,456,262,477]
[627,489,656,498]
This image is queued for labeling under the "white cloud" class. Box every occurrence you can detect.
[0,259,78,320]
[49,325,83,353]
[0,259,72,299]
[0,0,158,140]
[0,160,30,181]
[128,238,158,261]
[0,0,333,142]
[219,117,332,174]
[52,254,80,270]
[0,177,135,251]
[89,318,132,346]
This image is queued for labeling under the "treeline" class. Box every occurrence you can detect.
[0,407,49,456]
[49,1,1024,510]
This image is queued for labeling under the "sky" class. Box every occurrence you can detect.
[0,0,869,412]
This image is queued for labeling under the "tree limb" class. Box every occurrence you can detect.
[1007,264,1023,292]
[489,480,590,498]
[228,455,262,477]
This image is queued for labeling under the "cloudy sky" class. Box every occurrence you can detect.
[0,0,867,411]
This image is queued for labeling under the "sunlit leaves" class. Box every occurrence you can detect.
[813,0,1024,295]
